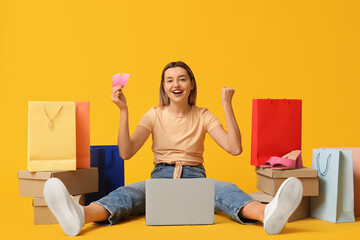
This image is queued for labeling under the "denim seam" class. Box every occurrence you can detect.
[215,196,239,219]
[188,166,205,174]
[151,165,164,175]
[186,166,206,178]
[215,196,233,211]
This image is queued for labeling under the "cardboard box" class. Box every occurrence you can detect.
[255,167,318,196]
[249,191,310,222]
[33,195,84,225]
[18,168,98,197]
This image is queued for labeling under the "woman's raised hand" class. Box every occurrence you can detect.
[111,84,127,109]
[221,86,235,106]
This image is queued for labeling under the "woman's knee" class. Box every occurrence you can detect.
[215,180,237,189]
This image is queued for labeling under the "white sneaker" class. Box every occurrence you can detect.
[263,177,303,235]
[44,178,85,236]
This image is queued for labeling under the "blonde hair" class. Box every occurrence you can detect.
[159,61,197,106]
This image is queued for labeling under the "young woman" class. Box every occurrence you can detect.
[44,61,303,236]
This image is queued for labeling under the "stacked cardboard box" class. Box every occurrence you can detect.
[33,195,85,225]
[250,167,318,222]
[18,168,98,225]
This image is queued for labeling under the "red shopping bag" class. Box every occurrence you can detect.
[251,99,302,166]
[76,102,90,169]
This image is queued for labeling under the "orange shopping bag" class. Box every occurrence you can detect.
[76,102,90,169]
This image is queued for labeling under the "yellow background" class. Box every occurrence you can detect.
[1,0,359,239]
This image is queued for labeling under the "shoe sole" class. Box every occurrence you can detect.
[264,177,303,235]
[44,178,82,236]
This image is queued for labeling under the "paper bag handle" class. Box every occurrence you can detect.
[267,99,291,104]
[43,105,63,128]
[316,152,331,176]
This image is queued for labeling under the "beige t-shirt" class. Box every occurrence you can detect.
[138,105,222,166]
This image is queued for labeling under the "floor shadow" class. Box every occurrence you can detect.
[78,224,102,236]
[78,215,146,236]
[281,226,313,234]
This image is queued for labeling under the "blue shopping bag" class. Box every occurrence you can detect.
[85,148,106,205]
[91,145,125,193]
[310,148,355,223]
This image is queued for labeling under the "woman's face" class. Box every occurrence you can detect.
[163,67,193,105]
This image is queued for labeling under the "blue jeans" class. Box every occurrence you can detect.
[94,164,257,225]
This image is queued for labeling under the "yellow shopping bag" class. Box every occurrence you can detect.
[27,101,76,172]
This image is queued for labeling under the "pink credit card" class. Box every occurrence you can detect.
[112,73,130,88]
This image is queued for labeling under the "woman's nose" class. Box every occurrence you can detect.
[174,80,180,87]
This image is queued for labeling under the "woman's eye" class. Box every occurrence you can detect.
[180,79,185,81]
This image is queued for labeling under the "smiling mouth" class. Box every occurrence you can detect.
[172,90,183,95]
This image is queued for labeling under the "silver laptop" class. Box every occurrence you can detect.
[145,178,215,225]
